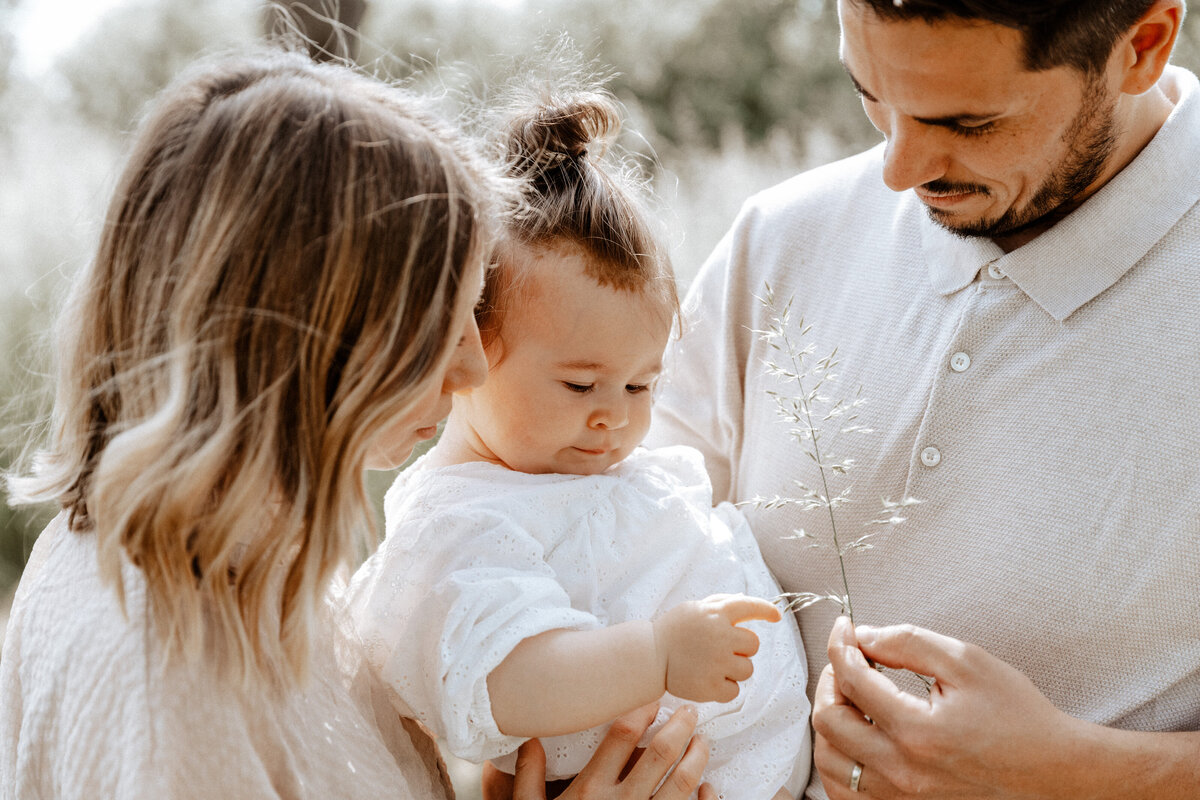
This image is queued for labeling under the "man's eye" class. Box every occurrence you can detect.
[563,382,593,393]
[952,121,996,138]
[626,384,649,394]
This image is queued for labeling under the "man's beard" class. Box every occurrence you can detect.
[924,76,1119,241]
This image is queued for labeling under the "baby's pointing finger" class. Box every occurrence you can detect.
[719,595,782,624]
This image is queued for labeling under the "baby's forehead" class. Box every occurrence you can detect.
[498,269,664,363]
[520,282,671,346]
[511,243,670,316]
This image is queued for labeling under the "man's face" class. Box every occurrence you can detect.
[837,1,1120,246]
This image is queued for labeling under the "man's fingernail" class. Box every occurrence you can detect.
[857,625,877,645]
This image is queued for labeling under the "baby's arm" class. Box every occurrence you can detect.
[486,593,781,738]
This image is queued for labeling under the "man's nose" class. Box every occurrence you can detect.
[880,116,948,192]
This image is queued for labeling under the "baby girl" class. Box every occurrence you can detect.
[349,88,811,799]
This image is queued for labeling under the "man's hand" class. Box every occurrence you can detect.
[813,616,1092,799]
[653,594,781,703]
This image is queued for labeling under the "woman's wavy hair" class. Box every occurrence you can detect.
[850,0,1160,75]
[476,80,678,355]
[9,49,507,688]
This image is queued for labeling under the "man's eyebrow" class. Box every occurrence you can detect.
[841,60,1001,127]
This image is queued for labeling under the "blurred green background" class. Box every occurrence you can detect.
[2,1,1199,779]
[0,0,870,597]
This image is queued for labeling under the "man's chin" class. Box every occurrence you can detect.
[925,205,1001,239]
[927,201,1061,242]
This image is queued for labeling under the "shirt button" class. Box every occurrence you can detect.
[987,263,1005,280]
[920,446,942,467]
[950,352,971,372]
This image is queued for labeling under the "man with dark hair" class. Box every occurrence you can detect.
[854,0,1160,75]
[650,1,1199,797]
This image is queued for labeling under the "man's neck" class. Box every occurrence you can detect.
[993,81,1176,253]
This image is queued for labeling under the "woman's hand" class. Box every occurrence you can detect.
[483,704,715,800]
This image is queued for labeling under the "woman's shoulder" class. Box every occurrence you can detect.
[0,519,443,798]
[0,519,177,794]
[2,521,263,788]
[2,517,146,676]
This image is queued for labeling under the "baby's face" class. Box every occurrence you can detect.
[454,247,670,475]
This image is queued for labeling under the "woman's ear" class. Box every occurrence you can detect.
[1118,0,1184,95]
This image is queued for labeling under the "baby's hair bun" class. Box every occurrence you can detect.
[505,91,620,182]
[478,55,679,351]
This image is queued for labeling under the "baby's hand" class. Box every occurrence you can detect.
[653,593,782,703]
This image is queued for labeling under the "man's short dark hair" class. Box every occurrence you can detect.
[849,0,1158,74]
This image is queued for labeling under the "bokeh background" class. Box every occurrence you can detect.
[1,1,1197,795]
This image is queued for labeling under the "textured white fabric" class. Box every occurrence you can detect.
[0,515,452,800]
[648,66,1200,800]
[349,445,811,799]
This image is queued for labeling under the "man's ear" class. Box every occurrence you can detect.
[1118,0,1183,95]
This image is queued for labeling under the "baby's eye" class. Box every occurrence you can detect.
[625,384,649,394]
[563,382,593,393]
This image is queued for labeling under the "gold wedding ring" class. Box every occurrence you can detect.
[849,762,863,792]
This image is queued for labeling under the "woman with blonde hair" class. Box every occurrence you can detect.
[0,49,708,799]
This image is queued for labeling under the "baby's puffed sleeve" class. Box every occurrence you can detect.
[347,506,600,763]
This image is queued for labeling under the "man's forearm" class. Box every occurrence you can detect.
[1065,723,1200,800]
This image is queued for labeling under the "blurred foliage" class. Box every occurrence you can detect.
[1180,3,1200,71]
[0,299,54,592]
[0,2,12,98]
[0,0,260,598]
[56,0,258,133]
[360,0,880,157]
[2,0,1200,602]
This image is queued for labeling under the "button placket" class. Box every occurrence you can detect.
[909,271,999,485]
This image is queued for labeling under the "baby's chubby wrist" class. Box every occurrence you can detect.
[650,604,690,693]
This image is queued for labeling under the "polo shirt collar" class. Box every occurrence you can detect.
[921,66,1200,322]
